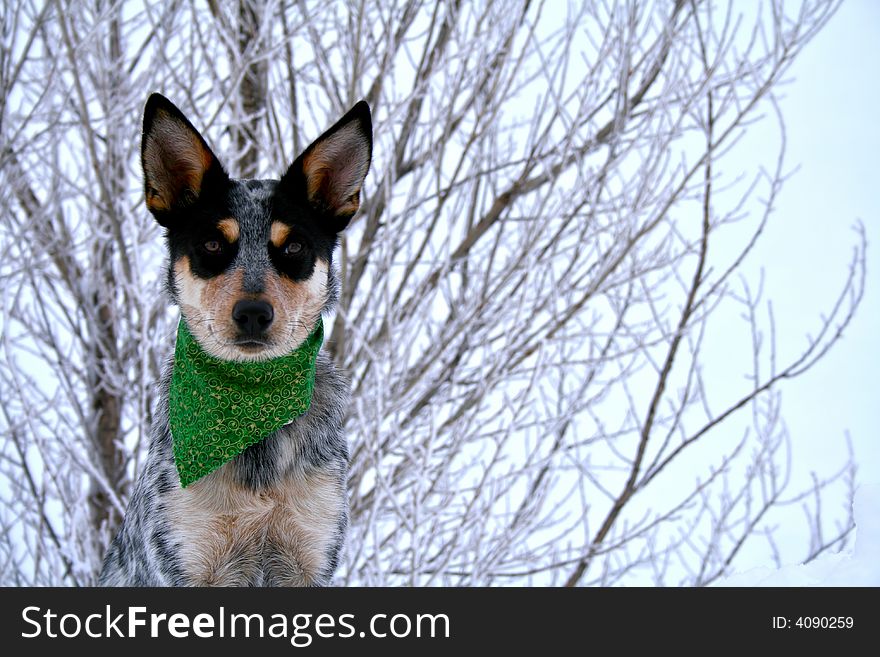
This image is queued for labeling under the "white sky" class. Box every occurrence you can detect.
[752,0,879,488]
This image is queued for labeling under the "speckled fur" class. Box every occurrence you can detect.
[100,349,350,586]
[99,94,371,586]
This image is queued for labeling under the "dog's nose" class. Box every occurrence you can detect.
[232,300,274,336]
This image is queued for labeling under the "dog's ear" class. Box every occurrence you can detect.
[141,93,228,225]
[281,101,372,233]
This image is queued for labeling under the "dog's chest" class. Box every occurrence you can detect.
[163,462,343,586]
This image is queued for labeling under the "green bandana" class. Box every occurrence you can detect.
[169,318,323,487]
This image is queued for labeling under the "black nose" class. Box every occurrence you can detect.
[232,300,274,336]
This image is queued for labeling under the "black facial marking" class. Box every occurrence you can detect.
[163,176,238,283]
[163,177,340,297]
[269,189,338,281]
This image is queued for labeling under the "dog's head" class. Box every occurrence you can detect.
[142,94,371,361]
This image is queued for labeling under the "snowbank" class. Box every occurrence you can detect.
[713,484,880,586]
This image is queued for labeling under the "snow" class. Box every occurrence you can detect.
[713,484,880,587]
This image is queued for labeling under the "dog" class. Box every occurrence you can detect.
[98,93,371,586]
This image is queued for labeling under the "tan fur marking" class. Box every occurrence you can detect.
[301,150,327,202]
[265,469,343,585]
[175,257,329,362]
[144,108,212,211]
[336,191,360,218]
[301,123,369,215]
[262,259,328,350]
[270,221,290,248]
[174,257,245,359]
[165,464,344,586]
[145,189,169,212]
[173,256,207,310]
[217,218,240,243]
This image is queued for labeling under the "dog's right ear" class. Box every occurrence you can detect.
[280,101,372,234]
[141,93,228,225]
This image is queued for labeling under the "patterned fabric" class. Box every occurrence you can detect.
[169,318,323,487]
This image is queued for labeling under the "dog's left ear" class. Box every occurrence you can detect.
[281,101,372,233]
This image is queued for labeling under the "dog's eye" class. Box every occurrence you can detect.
[203,240,223,254]
[283,241,302,256]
